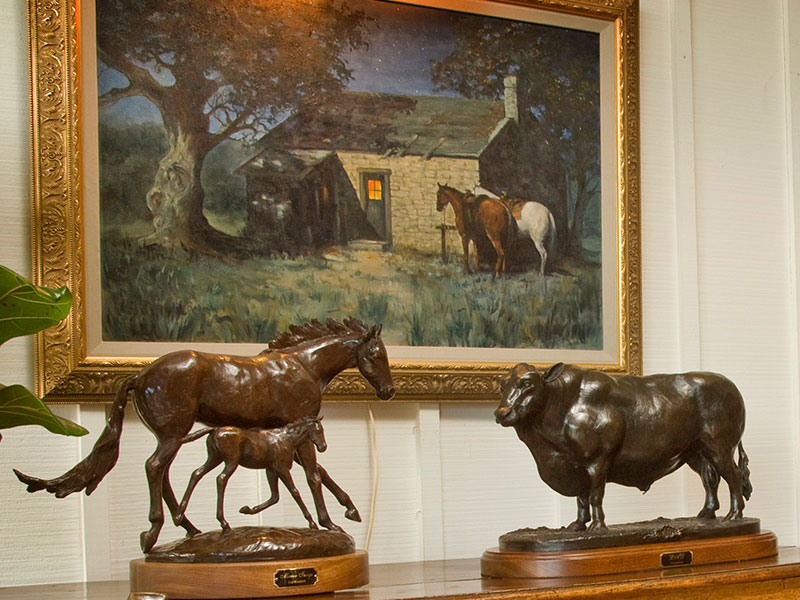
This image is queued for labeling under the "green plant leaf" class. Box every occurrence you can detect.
[0,264,72,346]
[0,384,88,436]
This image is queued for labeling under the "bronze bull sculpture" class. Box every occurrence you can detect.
[495,363,752,531]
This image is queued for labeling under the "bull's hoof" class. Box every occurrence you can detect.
[567,520,587,532]
[697,508,717,520]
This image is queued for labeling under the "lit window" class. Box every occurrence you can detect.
[367,179,383,200]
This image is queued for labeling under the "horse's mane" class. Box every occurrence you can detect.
[264,317,369,352]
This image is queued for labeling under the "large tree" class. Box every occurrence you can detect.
[97,0,369,255]
[431,19,600,259]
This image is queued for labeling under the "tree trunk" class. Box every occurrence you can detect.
[139,127,244,257]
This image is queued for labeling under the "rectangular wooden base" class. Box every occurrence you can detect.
[481,531,778,578]
[130,550,368,599]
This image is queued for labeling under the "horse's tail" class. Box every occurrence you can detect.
[13,375,136,497]
[738,441,753,500]
[182,427,215,444]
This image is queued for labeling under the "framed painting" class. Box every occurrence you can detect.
[28,0,641,403]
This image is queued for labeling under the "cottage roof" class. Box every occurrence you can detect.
[260,92,510,160]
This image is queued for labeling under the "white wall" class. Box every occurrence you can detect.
[2,0,800,587]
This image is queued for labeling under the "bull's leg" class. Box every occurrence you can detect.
[708,449,745,520]
[295,442,340,531]
[567,494,590,531]
[586,458,609,530]
[687,455,720,519]
[240,469,280,515]
[141,437,183,553]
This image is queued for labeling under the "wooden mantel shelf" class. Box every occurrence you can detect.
[4,547,800,599]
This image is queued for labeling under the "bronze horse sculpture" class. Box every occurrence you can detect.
[495,363,752,531]
[436,183,515,277]
[177,417,328,532]
[15,318,395,552]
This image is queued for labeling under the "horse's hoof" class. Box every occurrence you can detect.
[239,506,253,515]
[140,530,158,554]
[184,528,201,538]
[696,509,717,520]
[345,508,362,522]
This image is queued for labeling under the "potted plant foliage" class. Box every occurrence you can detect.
[0,264,87,441]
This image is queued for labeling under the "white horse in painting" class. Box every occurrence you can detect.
[471,186,556,275]
[511,201,556,275]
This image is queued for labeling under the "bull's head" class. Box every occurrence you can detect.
[494,362,565,426]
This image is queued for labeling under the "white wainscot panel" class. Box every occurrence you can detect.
[0,405,85,586]
[438,403,557,559]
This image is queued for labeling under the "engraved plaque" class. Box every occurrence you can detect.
[661,550,693,567]
[274,567,318,588]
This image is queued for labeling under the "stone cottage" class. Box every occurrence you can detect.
[238,77,524,255]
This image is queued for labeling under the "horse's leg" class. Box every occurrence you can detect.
[532,237,548,275]
[141,437,183,553]
[175,452,222,526]
[461,236,472,274]
[278,469,319,529]
[215,460,239,531]
[486,232,505,278]
[295,442,339,531]
[293,456,361,522]
[163,465,200,536]
[319,464,361,522]
[240,468,280,515]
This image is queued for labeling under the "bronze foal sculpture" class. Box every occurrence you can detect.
[16,318,395,552]
[177,417,328,532]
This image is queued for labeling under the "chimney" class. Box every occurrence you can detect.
[504,75,518,122]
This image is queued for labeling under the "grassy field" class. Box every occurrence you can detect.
[101,227,602,349]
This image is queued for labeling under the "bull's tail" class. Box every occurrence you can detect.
[738,441,753,500]
[13,375,135,498]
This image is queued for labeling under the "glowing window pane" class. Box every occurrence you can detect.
[367,179,382,200]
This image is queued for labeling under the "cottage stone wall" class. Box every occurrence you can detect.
[336,151,480,255]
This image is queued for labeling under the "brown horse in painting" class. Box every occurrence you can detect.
[15,318,394,553]
[436,184,515,276]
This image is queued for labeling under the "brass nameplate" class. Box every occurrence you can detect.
[661,550,692,567]
[274,567,318,588]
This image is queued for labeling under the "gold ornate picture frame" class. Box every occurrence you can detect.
[29,0,640,404]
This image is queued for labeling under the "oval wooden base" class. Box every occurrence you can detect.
[481,531,777,579]
[130,549,368,599]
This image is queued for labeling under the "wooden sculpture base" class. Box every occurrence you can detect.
[131,549,369,599]
[481,531,778,579]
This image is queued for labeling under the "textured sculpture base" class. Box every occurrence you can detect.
[499,517,762,552]
[482,527,778,579]
[131,527,367,598]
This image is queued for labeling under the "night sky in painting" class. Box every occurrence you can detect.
[100,0,575,125]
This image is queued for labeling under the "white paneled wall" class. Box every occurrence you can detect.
[3,0,800,588]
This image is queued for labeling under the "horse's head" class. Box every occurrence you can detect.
[307,416,327,453]
[356,324,395,400]
[436,183,453,212]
